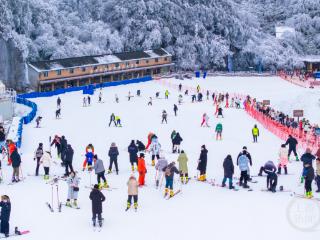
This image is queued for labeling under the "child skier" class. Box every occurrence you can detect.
[149,136,161,166]
[300,148,315,198]
[252,124,259,143]
[137,153,147,186]
[66,171,80,207]
[197,145,208,181]
[34,143,44,176]
[83,147,94,171]
[177,150,189,184]
[93,155,109,189]
[115,94,119,103]
[40,150,52,180]
[126,176,139,211]
[108,143,119,174]
[89,184,105,227]
[115,116,121,127]
[222,155,234,189]
[215,123,223,140]
[217,107,223,118]
[128,140,138,171]
[0,195,11,237]
[148,97,152,106]
[163,162,180,197]
[155,153,168,188]
[277,144,288,174]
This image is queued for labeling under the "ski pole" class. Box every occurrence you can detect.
[19,166,24,182]
[51,184,54,210]
[56,184,60,210]
[159,172,164,190]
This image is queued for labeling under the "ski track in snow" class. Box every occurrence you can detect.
[1,76,320,240]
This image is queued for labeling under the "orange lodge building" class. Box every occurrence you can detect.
[28,48,174,92]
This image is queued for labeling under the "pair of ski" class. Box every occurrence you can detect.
[61,203,80,210]
[292,192,320,201]
[0,229,30,239]
[84,185,118,191]
[7,177,26,185]
[164,189,181,200]
[208,179,253,191]
[46,202,62,212]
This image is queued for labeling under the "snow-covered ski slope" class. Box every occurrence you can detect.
[1,76,320,240]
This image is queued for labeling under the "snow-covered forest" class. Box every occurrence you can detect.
[0,0,320,70]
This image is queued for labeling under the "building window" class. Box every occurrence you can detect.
[164,57,168,61]
[43,71,48,77]
[126,62,130,68]
[155,58,159,63]
[93,66,98,71]
[69,69,74,74]
[136,60,139,65]
[146,60,149,64]
[56,70,61,75]
[82,67,86,72]
[115,63,119,68]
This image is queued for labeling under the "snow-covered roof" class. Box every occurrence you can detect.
[300,55,320,63]
[94,55,121,64]
[28,48,171,72]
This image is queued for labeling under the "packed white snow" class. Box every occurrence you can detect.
[1,76,320,240]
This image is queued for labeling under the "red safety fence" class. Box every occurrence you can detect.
[245,104,319,152]
[155,78,319,152]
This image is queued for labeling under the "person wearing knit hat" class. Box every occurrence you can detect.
[126,175,139,211]
[300,148,316,198]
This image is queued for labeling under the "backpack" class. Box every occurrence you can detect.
[238,154,249,171]
[165,166,172,176]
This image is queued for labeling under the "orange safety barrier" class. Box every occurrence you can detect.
[155,79,319,153]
